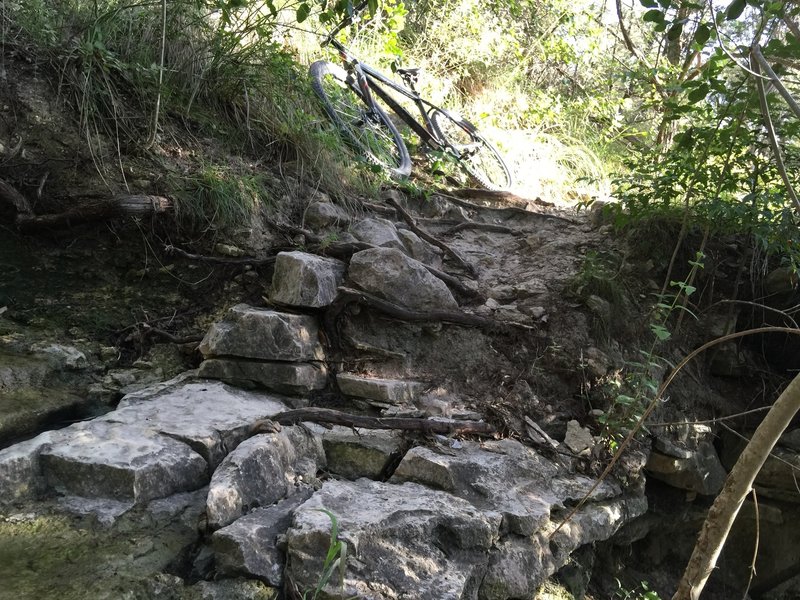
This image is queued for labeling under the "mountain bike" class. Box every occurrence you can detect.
[309,2,513,191]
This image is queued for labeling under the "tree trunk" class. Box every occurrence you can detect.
[672,372,800,600]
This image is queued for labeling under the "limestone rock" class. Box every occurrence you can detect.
[564,420,594,455]
[304,201,351,229]
[322,426,406,479]
[350,218,404,250]
[212,490,312,585]
[103,380,290,469]
[285,478,501,600]
[397,229,442,269]
[206,429,323,530]
[270,251,345,308]
[39,420,208,503]
[198,359,327,396]
[336,373,423,405]
[348,247,458,312]
[199,305,323,361]
[30,343,87,370]
[646,440,727,495]
[0,430,66,504]
[392,439,625,537]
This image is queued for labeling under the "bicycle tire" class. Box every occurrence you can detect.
[310,61,411,178]
[430,108,512,191]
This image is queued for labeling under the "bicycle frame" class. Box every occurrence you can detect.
[321,9,449,150]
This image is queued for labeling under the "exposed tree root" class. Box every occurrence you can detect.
[383,195,477,277]
[165,245,278,265]
[445,222,522,236]
[251,407,496,436]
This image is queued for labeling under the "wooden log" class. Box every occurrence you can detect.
[15,194,172,231]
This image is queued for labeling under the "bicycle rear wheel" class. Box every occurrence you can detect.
[430,109,512,191]
[310,61,411,178]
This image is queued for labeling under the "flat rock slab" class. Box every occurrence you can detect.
[285,478,501,600]
[336,373,423,405]
[322,426,406,479]
[199,305,324,362]
[103,379,291,469]
[40,420,208,503]
[198,359,327,397]
[212,490,312,586]
[0,430,69,505]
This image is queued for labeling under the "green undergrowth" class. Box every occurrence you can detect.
[6,0,379,232]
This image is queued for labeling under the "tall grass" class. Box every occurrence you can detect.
[6,0,376,229]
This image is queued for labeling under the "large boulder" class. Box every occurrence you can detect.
[285,478,501,600]
[199,305,323,362]
[270,251,346,308]
[348,247,458,312]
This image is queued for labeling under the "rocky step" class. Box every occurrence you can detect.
[199,304,324,362]
[336,373,423,405]
[198,358,327,396]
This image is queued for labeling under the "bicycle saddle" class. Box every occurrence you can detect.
[396,67,420,76]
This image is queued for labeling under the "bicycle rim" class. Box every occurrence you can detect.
[309,61,411,178]
[430,109,512,191]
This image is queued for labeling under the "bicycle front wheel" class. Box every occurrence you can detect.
[310,61,411,178]
[430,109,512,191]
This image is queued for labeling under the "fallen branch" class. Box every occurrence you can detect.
[435,190,578,225]
[446,187,554,208]
[383,195,476,277]
[15,194,172,232]
[252,407,496,436]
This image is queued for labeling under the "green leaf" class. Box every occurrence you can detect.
[687,83,709,103]
[695,23,710,45]
[643,8,665,22]
[639,0,659,6]
[667,22,683,40]
[368,0,378,16]
[725,0,746,20]
[651,324,671,341]
[296,2,311,22]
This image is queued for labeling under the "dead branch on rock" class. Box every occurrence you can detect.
[253,407,496,436]
[445,222,522,236]
[165,245,277,266]
[383,195,476,277]
[14,194,172,232]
